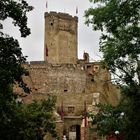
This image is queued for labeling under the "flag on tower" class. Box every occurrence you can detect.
[46,46,48,56]
[46,1,48,9]
[84,101,88,127]
[60,101,64,120]
[76,6,78,14]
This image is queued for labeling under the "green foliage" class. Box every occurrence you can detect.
[0,1,57,140]
[90,104,128,136]
[0,1,33,137]
[0,35,30,93]
[22,97,57,139]
[85,0,140,85]
[0,96,57,140]
[0,0,33,37]
[0,0,33,93]
[85,0,140,139]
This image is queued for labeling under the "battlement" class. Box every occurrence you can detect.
[44,11,78,21]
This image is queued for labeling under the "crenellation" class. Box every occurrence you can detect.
[45,11,78,21]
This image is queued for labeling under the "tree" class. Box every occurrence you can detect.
[85,0,140,139]
[0,0,32,139]
[0,96,57,140]
[90,104,127,139]
[22,97,57,140]
[21,97,57,140]
[0,1,57,139]
[0,0,33,94]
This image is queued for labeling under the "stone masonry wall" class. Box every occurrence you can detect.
[14,61,121,140]
[16,61,120,112]
[44,12,78,64]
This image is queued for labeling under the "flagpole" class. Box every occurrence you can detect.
[84,101,87,127]
[60,101,64,120]
[76,6,78,15]
[46,0,48,11]
[84,101,87,140]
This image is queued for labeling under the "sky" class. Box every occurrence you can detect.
[3,0,102,62]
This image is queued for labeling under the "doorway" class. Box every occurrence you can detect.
[76,125,80,140]
[69,125,81,140]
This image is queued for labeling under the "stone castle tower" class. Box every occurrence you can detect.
[44,12,78,64]
[14,11,120,140]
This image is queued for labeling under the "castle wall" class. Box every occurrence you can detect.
[26,62,86,95]
[14,61,120,140]
[17,61,120,108]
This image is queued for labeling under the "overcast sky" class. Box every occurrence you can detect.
[3,0,102,61]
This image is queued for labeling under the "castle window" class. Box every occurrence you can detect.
[87,65,91,69]
[46,47,48,56]
[93,65,100,72]
[35,88,38,91]
[50,22,53,26]
[64,83,68,92]
[64,89,68,92]
[68,106,75,114]
[91,77,94,82]
[24,70,29,76]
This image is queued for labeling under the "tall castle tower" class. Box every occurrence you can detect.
[44,12,78,64]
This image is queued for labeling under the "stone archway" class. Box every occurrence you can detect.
[69,125,81,140]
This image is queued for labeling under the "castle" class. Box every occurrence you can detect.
[14,11,120,140]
